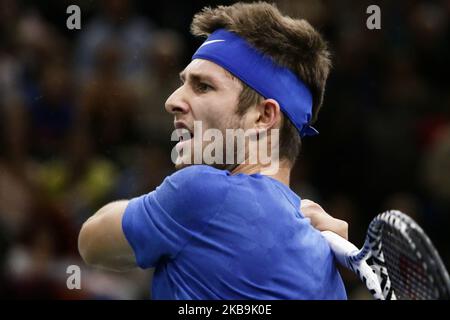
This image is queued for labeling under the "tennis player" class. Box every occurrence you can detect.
[78,2,348,299]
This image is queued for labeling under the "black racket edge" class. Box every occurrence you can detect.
[369,210,450,299]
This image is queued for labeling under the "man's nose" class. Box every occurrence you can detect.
[165,86,189,115]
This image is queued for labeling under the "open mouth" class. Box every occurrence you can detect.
[178,134,191,143]
[174,122,193,143]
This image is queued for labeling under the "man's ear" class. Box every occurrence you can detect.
[255,99,282,131]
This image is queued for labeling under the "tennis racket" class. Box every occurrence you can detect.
[321,210,450,300]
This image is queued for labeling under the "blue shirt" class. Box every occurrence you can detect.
[122,165,347,299]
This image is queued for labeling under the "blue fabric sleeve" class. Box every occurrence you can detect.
[122,165,229,269]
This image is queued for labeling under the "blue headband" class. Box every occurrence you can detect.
[192,29,318,137]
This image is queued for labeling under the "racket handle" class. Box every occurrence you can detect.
[321,231,385,299]
[321,231,359,270]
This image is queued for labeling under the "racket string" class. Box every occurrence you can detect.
[381,224,437,299]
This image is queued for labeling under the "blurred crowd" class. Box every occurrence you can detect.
[0,0,448,299]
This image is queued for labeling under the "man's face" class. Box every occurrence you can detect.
[165,59,246,170]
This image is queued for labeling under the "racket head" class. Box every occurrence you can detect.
[360,210,450,300]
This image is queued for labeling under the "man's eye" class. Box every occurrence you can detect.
[196,82,213,93]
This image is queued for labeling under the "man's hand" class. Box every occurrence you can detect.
[300,199,348,240]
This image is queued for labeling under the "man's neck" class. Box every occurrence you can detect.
[230,160,291,186]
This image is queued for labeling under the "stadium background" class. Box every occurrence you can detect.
[0,0,449,299]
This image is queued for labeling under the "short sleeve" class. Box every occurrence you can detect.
[122,165,229,269]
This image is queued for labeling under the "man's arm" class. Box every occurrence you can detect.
[78,200,137,272]
[78,197,347,271]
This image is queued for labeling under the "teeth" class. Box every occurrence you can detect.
[175,127,193,142]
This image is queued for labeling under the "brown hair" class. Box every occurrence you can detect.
[191,2,331,165]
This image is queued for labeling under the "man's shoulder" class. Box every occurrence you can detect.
[159,165,230,204]
[148,166,230,226]
[167,165,229,186]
